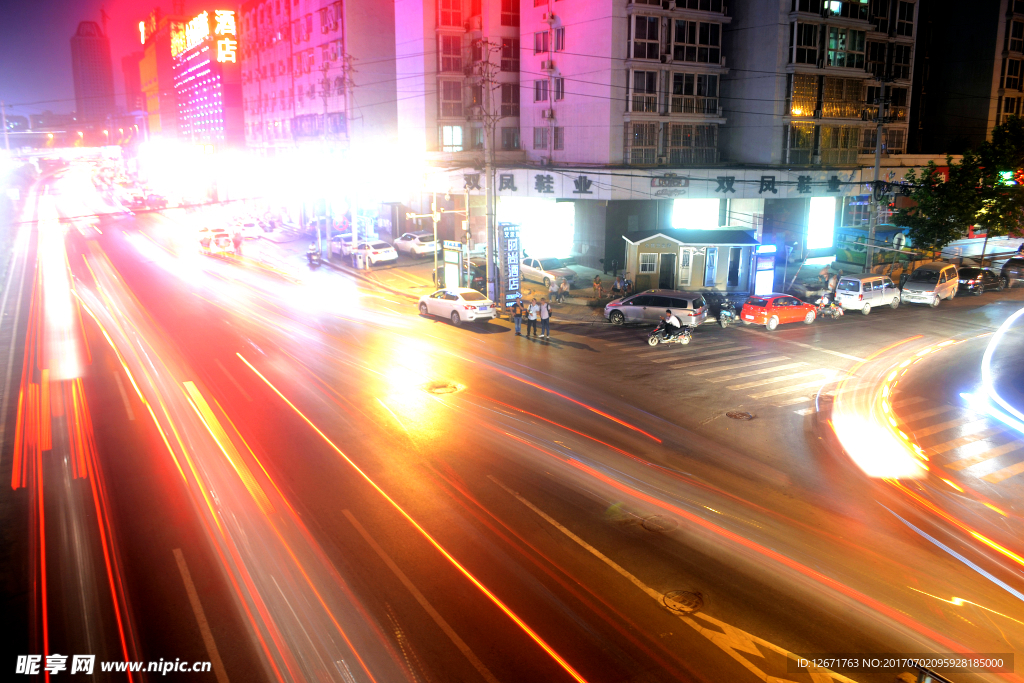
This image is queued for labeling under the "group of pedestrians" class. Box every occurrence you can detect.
[510,297,552,339]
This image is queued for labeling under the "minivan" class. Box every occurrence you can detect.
[604,289,708,327]
[834,273,900,314]
[901,262,958,306]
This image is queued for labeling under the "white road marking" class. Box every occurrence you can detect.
[113,371,136,421]
[793,407,816,416]
[927,427,1005,455]
[775,395,814,407]
[683,353,779,372]
[488,475,857,683]
[748,375,842,399]
[710,362,808,382]
[651,347,752,364]
[983,458,1024,484]
[173,549,230,683]
[342,510,500,683]
[214,358,252,401]
[891,395,928,409]
[737,327,866,361]
[912,416,989,438]
[945,441,1023,472]
[898,404,958,423]
[727,369,832,391]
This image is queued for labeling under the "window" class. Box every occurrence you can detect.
[678,0,723,9]
[553,126,564,150]
[440,81,463,116]
[827,27,865,69]
[891,43,911,80]
[867,41,886,78]
[819,125,858,164]
[633,16,661,60]
[825,0,869,20]
[631,70,658,112]
[535,0,546,7]
[895,1,914,37]
[534,127,548,149]
[440,35,462,72]
[788,122,815,163]
[667,123,718,164]
[673,20,721,63]
[1006,59,1023,90]
[501,127,520,149]
[555,27,565,51]
[305,13,313,35]
[791,23,818,64]
[627,122,658,165]
[554,77,565,100]
[470,126,484,149]
[792,0,821,11]
[535,31,549,54]
[334,76,343,94]
[639,253,657,273]
[501,38,519,71]
[440,0,461,27]
[822,78,862,118]
[1012,21,1024,53]
[885,127,905,154]
[790,73,818,117]
[501,83,519,116]
[501,0,519,27]
[534,79,549,101]
[440,125,463,152]
[870,0,889,32]
[319,7,328,32]
[670,73,718,113]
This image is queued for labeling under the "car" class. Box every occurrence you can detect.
[604,290,708,327]
[468,257,488,293]
[956,267,1003,295]
[235,221,262,239]
[330,234,356,256]
[1000,256,1024,288]
[418,287,496,326]
[199,227,233,254]
[394,231,438,257]
[350,240,398,266]
[520,257,577,288]
[901,262,958,307]
[146,194,168,209]
[740,293,816,330]
[833,273,900,314]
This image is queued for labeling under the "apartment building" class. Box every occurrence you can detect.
[240,0,397,151]
[724,0,917,166]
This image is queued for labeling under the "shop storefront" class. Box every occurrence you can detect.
[623,229,760,294]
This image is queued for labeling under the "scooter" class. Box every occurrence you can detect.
[307,246,322,267]
[814,294,844,320]
[718,300,740,328]
[648,320,692,346]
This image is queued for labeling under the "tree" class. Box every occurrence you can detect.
[976,115,1024,240]
[894,151,985,248]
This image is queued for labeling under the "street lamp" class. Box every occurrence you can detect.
[407,193,443,286]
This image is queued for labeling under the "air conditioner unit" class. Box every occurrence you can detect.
[542,12,556,24]
[541,59,555,70]
[657,155,668,165]
[660,54,673,64]
[542,108,555,118]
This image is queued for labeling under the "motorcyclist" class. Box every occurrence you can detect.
[307,242,320,264]
[662,309,683,339]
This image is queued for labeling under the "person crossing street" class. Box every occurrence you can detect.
[539,299,552,339]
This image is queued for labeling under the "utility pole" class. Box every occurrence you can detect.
[320,60,332,260]
[1,101,9,152]
[407,198,443,284]
[476,40,502,303]
[866,81,891,272]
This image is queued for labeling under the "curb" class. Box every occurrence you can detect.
[321,259,421,302]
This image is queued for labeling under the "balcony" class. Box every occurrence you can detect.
[668,147,719,164]
[821,100,862,118]
[670,95,720,115]
[631,94,658,113]
[819,149,859,165]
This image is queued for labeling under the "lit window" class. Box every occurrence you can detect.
[440,125,464,151]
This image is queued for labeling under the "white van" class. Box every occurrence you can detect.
[834,273,901,314]
[901,262,958,306]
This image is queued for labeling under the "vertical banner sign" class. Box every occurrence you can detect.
[502,223,521,306]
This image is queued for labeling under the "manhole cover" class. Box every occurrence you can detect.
[663,590,704,614]
[642,515,679,533]
[424,381,463,395]
[726,411,754,420]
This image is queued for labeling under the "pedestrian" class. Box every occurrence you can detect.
[827,270,838,293]
[623,271,633,295]
[232,231,243,256]
[539,298,552,339]
[549,278,559,303]
[592,274,604,298]
[611,273,623,297]
[511,298,524,336]
[557,278,570,303]
[526,298,540,337]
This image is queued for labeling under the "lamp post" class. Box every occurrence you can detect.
[407,194,443,286]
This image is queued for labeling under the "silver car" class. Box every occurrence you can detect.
[604,289,708,327]
[520,257,577,287]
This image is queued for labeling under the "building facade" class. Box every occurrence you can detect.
[122,52,145,112]
[70,21,117,124]
[140,10,183,139]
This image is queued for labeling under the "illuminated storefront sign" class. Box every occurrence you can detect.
[501,223,521,305]
[214,10,237,63]
[807,196,837,250]
[171,9,237,60]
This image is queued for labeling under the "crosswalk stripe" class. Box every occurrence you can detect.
[927,427,1005,455]
[775,395,814,407]
[651,346,751,363]
[794,407,816,416]
[710,362,808,382]
[982,458,1024,484]
[639,350,670,358]
[912,416,988,439]
[892,396,928,409]
[727,368,830,391]
[899,404,959,424]
[685,354,781,373]
[748,374,841,399]
[945,441,1024,471]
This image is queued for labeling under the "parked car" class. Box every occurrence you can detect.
[956,267,1003,295]
[394,231,438,257]
[145,193,168,209]
[418,288,496,326]
[833,273,900,314]
[330,234,355,256]
[235,221,263,239]
[901,262,958,307]
[1000,257,1024,288]
[468,257,488,293]
[520,257,577,288]
[604,290,708,327]
[740,293,816,330]
[349,240,398,266]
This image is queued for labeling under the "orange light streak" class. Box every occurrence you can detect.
[237,352,591,683]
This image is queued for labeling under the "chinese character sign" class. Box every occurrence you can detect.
[215,9,237,62]
[501,224,521,304]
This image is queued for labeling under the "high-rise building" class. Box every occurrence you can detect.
[239,0,397,151]
[122,52,144,112]
[139,10,183,139]
[70,21,116,123]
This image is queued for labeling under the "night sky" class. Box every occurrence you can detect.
[0,0,207,118]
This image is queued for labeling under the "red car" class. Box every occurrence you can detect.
[739,293,816,330]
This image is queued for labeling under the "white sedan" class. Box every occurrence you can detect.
[418,288,496,326]
[394,232,438,257]
[350,240,398,266]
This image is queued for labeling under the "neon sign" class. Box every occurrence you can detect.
[139,21,146,44]
[170,10,238,60]
[215,10,237,63]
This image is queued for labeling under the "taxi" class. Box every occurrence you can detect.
[739,293,816,330]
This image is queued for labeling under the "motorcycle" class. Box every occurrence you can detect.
[814,294,844,320]
[307,245,322,267]
[718,300,741,328]
[648,320,692,346]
